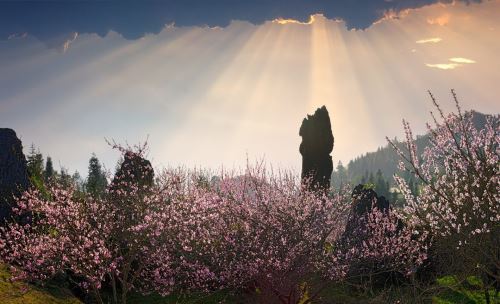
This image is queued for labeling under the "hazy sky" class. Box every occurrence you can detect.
[0,0,499,177]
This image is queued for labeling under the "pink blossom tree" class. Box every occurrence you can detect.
[388,90,499,294]
[332,204,429,291]
[0,143,432,304]
[163,169,353,303]
[0,144,177,304]
[324,184,429,295]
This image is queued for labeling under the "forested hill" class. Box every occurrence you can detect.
[333,111,491,188]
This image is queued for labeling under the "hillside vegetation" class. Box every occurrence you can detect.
[0,264,81,304]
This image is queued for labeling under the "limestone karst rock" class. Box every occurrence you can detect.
[299,106,334,190]
[0,128,30,223]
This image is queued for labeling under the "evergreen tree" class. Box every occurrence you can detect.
[72,171,84,192]
[86,154,107,198]
[375,169,389,198]
[336,161,347,186]
[58,167,73,188]
[44,156,54,182]
[26,144,45,192]
[27,144,44,180]
[368,171,375,185]
[360,170,369,184]
[332,161,348,189]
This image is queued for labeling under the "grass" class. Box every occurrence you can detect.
[433,276,499,304]
[0,264,81,304]
[1,263,497,303]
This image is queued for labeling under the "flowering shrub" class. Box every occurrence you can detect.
[159,169,353,303]
[0,144,431,304]
[0,145,176,304]
[337,205,429,286]
[388,90,499,286]
[326,187,429,293]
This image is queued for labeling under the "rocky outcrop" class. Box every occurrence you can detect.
[0,128,30,223]
[109,151,154,228]
[350,184,390,217]
[111,151,154,191]
[341,185,404,286]
[299,106,334,191]
[343,184,391,246]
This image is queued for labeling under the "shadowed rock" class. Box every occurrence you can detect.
[0,128,30,223]
[110,151,154,193]
[350,184,390,216]
[342,185,404,286]
[343,184,391,246]
[299,106,334,191]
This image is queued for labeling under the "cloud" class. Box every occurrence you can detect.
[427,13,451,25]
[1,0,498,178]
[416,37,442,44]
[7,32,27,40]
[426,57,476,69]
[375,8,412,24]
[62,32,79,53]
[449,57,476,63]
[0,0,484,48]
[425,63,461,69]
[272,15,316,25]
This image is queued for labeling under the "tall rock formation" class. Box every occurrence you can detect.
[299,106,334,190]
[0,128,30,223]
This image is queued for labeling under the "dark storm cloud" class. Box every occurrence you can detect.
[0,0,482,43]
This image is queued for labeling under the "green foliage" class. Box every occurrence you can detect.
[363,183,375,190]
[57,168,73,189]
[0,264,81,304]
[27,144,44,181]
[331,161,348,189]
[433,276,498,304]
[85,153,107,198]
[2,263,496,303]
[374,169,390,198]
[26,144,47,196]
[44,157,55,182]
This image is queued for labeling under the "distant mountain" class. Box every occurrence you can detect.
[332,111,491,188]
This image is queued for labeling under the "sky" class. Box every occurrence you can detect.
[0,0,499,177]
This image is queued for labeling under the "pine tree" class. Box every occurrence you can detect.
[368,171,375,185]
[361,170,369,184]
[44,156,55,182]
[26,144,45,192]
[27,144,44,180]
[72,171,84,191]
[58,167,72,188]
[86,154,107,198]
[375,169,388,198]
[332,161,348,189]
